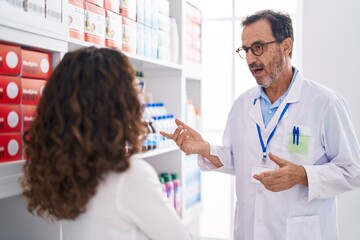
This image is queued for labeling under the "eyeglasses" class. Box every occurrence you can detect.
[235,40,277,59]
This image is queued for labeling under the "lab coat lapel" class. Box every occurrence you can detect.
[248,72,304,133]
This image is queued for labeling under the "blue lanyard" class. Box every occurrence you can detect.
[256,103,290,163]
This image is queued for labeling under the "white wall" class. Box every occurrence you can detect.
[297,0,360,239]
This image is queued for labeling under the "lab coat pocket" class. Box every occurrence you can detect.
[284,125,315,164]
[286,215,322,240]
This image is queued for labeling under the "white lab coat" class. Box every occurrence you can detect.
[199,71,360,240]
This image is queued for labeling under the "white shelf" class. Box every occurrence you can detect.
[184,61,202,81]
[135,144,179,159]
[0,161,24,200]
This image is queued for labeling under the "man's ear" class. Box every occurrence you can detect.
[281,37,293,57]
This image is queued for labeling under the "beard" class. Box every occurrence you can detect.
[253,51,284,88]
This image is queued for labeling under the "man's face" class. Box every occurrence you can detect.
[241,19,285,88]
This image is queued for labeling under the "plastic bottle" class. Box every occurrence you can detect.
[159,177,167,197]
[171,173,182,216]
[161,173,174,207]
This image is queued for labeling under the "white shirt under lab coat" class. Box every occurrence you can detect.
[199,71,360,240]
[62,158,191,240]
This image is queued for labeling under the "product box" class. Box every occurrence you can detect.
[0,43,21,76]
[84,1,105,45]
[158,0,169,16]
[104,0,119,14]
[46,0,62,22]
[0,104,21,133]
[105,10,122,49]
[22,105,37,132]
[157,29,170,47]
[0,75,21,104]
[143,0,151,27]
[0,0,25,11]
[151,0,158,29]
[151,27,158,59]
[136,0,144,24]
[25,0,46,17]
[120,0,137,21]
[21,49,52,80]
[137,22,145,56]
[122,16,137,54]
[67,0,85,40]
[144,25,151,58]
[21,78,46,105]
[158,12,170,32]
[0,133,22,163]
[86,0,103,8]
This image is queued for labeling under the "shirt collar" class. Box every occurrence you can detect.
[253,67,299,104]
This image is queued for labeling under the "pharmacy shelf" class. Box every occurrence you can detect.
[184,62,202,81]
[0,161,24,199]
[135,144,179,159]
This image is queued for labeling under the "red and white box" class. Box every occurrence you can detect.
[22,105,37,132]
[104,0,119,14]
[0,43,21,76]
[120,0,137,21]
[67,0,85,40]
[0,75,22,104]
[85,1,105,45]
[122,16,137,54]
[0,133,22,163]
[21,78,46,106]
[105,10,122,48]
[0,104,21,133]
[87,0,103,8]
[21,49,52,80]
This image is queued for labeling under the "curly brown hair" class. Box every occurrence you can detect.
[21,47,146,220]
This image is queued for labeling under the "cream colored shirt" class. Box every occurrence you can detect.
[62,158,191,240]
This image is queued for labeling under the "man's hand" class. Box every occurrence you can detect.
[253,152,308,192]
[160,118,209,156]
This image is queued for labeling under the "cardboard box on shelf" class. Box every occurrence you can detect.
[0,43,21,76]
[21,78,46,106]
[0,75,22,104]
[0,133,22,163]
[105,10,122,49]
[67,0,85,40]
[22,105,37,132]
[21,49,52,80]
[84,1,105,45]
[0,104,21,134]
[104,0,119,14]
[46,0,62,22]
[122,16,137,54]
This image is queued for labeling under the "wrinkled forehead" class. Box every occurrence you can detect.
[241,19,273,46]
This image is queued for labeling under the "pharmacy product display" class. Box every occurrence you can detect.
[0,0,202,238]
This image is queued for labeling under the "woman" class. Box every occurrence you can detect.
[21,47,192,240]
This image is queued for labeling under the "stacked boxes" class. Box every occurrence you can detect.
[185,2,201,63]
[0,42,51,163]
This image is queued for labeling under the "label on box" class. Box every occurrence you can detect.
[105,10,122,48]
[0,43,21,76]
[0,133,22,163]
[0,104,21,133]
[21,78,46,105]
[85,1,105,45]
[22,105,37,132]
[67,0,85,40]
[21,49,52,80]
[0,75,21,104]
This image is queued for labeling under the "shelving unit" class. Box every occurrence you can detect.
[0,0,202,238]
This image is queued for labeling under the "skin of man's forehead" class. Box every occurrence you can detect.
[241,19,273,47]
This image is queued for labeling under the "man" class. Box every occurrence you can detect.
[161,10,360,240]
